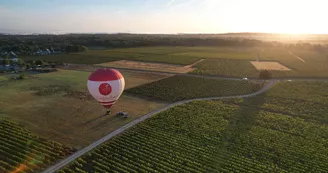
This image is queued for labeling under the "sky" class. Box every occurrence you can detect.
[0,0,327,34]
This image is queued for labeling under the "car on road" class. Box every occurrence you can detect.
[116,112,129,118]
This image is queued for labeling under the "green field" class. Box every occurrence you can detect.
[0,75,9,82]
[0,119,74,173]
[191,59,297,78]
[59,81,328,172]
[21,47,258,65]
[21,46,328,78]
[187,47,328,78]
[22,48,201,65]
[126,75,265,102]
[224,81,328,123]
[0,70,167,148]
[191,58,328,78]
[172,48,254,60]
[192,59,260,78]
[22,51,142,65]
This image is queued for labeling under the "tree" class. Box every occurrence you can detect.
[80,45,88,52]
[65,45,88,53]
[65,45,73,53]
[17,74,26,80]
[26,63,31,69]
[259,70,272,79]
[35,60,44,66]
[17,58,25,67]
[3,57,9,65]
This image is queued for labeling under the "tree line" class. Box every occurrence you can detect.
[0,34,327,55]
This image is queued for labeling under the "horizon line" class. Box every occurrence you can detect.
[1,32,328,36]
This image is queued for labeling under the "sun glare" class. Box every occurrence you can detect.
[202,0,327,34]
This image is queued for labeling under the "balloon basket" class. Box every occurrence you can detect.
[105,110,111,115]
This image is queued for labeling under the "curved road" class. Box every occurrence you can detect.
[42,80,278,173]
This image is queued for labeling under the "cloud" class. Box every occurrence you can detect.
[140,0,152,10]
[166,0,175,6]
[168,0,199,9]
[0,6,11,14]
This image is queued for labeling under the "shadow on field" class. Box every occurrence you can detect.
[79,113,109,126]
[89,115,123,131]
[210,94,266,171]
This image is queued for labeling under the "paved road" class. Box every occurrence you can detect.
[42,80,278,173]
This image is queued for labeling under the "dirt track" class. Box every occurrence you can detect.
[289,51,306,62]
[184,59,204,68]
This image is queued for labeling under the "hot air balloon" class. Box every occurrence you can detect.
[87,68,125,115]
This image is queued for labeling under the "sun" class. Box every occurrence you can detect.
[202,0,327,34]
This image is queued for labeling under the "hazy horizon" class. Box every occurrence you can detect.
[1,0,327,34]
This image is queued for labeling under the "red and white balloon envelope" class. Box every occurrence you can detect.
[87,68,125,110]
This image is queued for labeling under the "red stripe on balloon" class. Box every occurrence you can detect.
[88,68,123,81]
[99,100,116,104]
[100,103,115,107]
[103,105,113,109]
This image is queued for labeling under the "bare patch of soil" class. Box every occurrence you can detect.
[30,85,93,100]
[97,60,195,73]
[251,61,291,71]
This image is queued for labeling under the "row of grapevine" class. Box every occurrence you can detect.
[191,59,296,78]
[126,75,265,102]
[0,119,75,173]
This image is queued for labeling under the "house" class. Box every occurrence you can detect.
[9,51,18,59]
[45,49,51,54]
[0,51,19,62]
[30,48,61,56]
[34,49,53,55]
[0,64,16,71]
[9,58,18,62]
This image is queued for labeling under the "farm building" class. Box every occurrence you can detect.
[32,49,61,55]
[0,51,19,62]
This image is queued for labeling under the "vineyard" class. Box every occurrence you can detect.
[240,81,328,123]
[22,48,303,79]
[0,119,74,173]
[21,46,328,78]
[23,48,201,65]
[126,75,265,102]
[172,48,254,59]
[191,59,260,78]
[191,59,298,78]
[59,81,328,172]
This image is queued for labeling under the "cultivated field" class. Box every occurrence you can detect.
[0,70,167,148]
[22,46,328,79]
[192,59,261,78]
[250,61,291,71]
[22,46,328,78]
[22,48,201,65]
[171,48,254,59]
[191,56,328,78]
[0,119,74,173]
[97,60,195,73]
[126,75,265,102]
[59,81,328,173]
